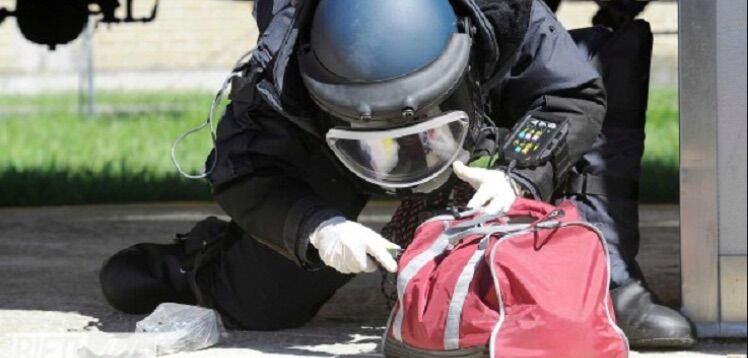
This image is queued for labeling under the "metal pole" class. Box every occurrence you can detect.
[79,17,95,117]
[680,0,748,338]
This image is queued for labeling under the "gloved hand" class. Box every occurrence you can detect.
[452,161,518,215]
[309,217,400,274]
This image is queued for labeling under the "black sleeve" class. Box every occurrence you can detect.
[496,0,606,201]
[208,101,350,269]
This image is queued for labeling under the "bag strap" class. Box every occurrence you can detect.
[392,222,453,342]
[444,234,492,349]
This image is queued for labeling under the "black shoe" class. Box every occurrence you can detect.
[611,280,696,349]
[99,243,196,314]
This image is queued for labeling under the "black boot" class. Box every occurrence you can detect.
[99,242,196,314]
[611,280,696,349]
[99,217,230,314]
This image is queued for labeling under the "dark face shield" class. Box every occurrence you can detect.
[326,111,470,189]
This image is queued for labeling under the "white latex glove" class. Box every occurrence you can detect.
[452,161,518,215]
[309,217,400,274]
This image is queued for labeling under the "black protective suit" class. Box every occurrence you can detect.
[194,0,612,329]
[102,0,656,331]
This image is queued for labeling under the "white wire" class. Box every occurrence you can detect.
[170,48,255,179]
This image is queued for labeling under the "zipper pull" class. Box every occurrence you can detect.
[546,209,565,220]
[533,209,565,230]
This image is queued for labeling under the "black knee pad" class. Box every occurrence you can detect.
[99,243,195,314]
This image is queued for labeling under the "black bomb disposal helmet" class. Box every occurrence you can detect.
[298,0,482,194]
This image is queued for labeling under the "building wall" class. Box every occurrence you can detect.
[556,1,678,87]
[0,0,258,73]
[0,0,677,92]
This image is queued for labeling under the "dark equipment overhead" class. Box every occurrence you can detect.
[0,0,159,50]
[0,0,651,51]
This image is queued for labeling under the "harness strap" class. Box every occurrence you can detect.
[563,173,639,200]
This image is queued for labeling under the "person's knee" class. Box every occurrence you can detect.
[224,301,321,331]
[207,266,349,331]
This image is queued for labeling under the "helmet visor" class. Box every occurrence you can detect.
[326,111,469,189]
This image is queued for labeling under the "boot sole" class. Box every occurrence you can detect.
[383,336,488,358]
[630,337,697,350]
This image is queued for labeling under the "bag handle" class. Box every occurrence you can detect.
[503,198,561,220]
[444,223,532,245]
[442,207,566,246]
[447,213,500,231]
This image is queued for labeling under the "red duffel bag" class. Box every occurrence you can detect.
[383,198,629,358]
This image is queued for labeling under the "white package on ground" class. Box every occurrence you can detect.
[135,303,223,355]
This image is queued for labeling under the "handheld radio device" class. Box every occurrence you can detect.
[501,111,570,169]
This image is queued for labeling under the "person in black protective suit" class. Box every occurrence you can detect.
[99,0,695,349]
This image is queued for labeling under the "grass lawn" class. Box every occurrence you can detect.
[0,89,679,205]
[640,89,680,203]
[0,91,216,205]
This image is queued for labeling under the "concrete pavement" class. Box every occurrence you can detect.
[0,202,745,357]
